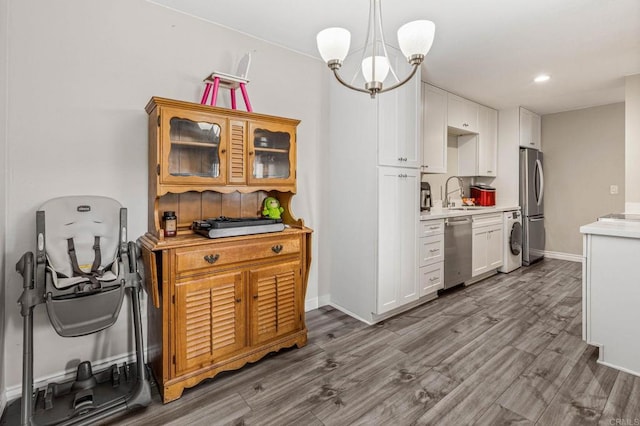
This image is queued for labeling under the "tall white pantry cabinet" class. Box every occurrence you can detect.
[327,54,421,324]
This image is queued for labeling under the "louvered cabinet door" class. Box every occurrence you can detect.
[174,271,245,375]
[249,261,302,346]
[227,119,247,184]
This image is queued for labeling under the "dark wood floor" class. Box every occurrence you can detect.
[104,259,640,425]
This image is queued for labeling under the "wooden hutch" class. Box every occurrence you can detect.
[138,97,312,403]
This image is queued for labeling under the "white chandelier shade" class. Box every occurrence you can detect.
[397,20,436,63]
[316,0,435,98]
[316,27,351,63]
[361,55,390,84]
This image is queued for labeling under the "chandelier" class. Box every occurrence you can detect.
[316,0,435,98]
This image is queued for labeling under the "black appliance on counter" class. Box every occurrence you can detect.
[421,182,432,211]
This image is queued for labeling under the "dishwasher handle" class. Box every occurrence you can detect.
[445,217,472,226]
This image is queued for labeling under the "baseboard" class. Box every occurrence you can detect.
[304,297,318,312]
[544,250,583,263]
[0,392,6,420]
[328,302,375,325]
[625,202,640,214]
[318,294,331,308]
[4,351,139,403]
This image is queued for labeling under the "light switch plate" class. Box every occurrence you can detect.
[610,185,619,195]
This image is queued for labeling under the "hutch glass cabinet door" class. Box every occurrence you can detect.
[160,108,227,185]
[247,122,296,186]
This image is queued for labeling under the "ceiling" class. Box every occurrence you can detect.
[150,0,640,115]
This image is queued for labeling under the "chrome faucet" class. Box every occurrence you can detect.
[444,176,465,207]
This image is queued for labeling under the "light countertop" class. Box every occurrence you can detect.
[420,205,520,221]
[580,220,640,239]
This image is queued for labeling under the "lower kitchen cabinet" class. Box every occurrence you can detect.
[378,168,420,314]
[472,213,504,277]
[419,219,444,296]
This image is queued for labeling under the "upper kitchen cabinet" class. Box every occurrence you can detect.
[519,107,541,150]
[447,93,479,134]
[421,83,448,173]
[146,98,298,196]
[378,56,421,168]
[458,105,498,177]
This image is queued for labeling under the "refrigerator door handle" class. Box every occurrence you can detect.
[535,159,544,206]
[530,216,545,222]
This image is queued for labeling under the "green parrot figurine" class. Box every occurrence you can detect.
[262,197,284,219]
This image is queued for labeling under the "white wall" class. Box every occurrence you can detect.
[3,0,328,395]
[542,103,625,255]
[625,74,640,213]
[0,0,8,410]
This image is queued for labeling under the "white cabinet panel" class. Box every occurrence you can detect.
[419,262,444,297]
[472,213,504,277]
[419,234,444,267]
[419,219,445,237]
[472,227,489,277]
[421,84,447,173]
[457,105,497,177]
[378,57,420,168]
[377,168,419,314]
[519,107,541,150]
[448,93,479,134]
[478,106,498,176]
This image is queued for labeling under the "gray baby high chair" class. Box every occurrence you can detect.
[11,195,151,425]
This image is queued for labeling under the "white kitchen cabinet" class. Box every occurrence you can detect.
[378,55,420,168]
[421,83,448,173]
[378,168,419,313]
[327,48,421,323]
[448,93,479,134]
[519,107,541,150]
[472,213,504,277]
[419,262,444,297]
[457,105,498,177]
[419,219,444,297]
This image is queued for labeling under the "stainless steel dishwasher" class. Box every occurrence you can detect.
[444,216,472,289]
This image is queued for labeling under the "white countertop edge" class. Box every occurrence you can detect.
[580,220,640,239]
[420,206,520,221]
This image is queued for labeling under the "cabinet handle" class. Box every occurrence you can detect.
[429,248,439,253]
[397,157,408,162]
[429,277,439,282]
[429,226,439,230]
[272,244,283,254]
[487,170,493,173]
[236,298,242,303]
[253,295,259,299]
[463,123,469,127]
[249,151,254,156]
[220,149,226,154]
[204,254,220,264]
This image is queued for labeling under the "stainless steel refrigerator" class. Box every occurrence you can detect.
[519,147,545,265]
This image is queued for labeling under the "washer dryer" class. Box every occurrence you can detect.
[499,210,522,273]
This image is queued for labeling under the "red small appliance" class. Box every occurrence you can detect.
[470,184,496,206]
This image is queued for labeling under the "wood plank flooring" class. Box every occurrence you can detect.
[103,259,640,425]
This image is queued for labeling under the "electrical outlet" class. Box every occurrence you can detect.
[610,185,619,195]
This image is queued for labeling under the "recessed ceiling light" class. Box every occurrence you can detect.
[534,74,551,83]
